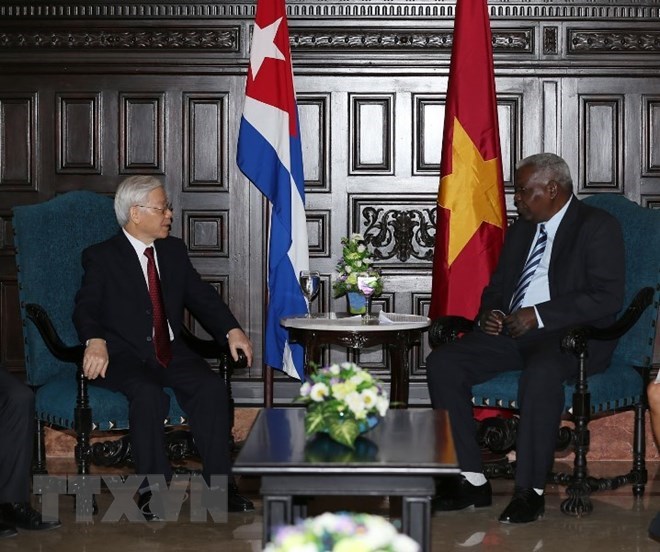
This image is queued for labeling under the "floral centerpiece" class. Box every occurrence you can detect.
[297,362,389,449]
[332,234,383,308]
[263,512,420,552]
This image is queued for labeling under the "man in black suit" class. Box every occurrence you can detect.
[0,365,61,538]
[73,175,254,517]
[427,153,625,523]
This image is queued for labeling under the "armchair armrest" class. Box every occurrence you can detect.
[180,326,248,369]
[561,287,654,356]
[26,303,84,364]
[428,315,475,348]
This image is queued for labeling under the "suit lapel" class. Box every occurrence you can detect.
[550,196,579,266]
[548,195,579,293]
[113,232,150,301]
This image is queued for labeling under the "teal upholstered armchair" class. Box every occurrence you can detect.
[428,194,660,516]
[13,191,243,475]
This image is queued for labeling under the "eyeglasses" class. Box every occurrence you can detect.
[136,203,173,214]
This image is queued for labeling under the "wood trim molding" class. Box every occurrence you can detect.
[0,1,658,21]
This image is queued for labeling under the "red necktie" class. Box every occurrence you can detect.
[144,247,172,367]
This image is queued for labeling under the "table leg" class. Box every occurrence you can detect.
[292,497,308,522]
[401,495,432,552]
[388,331,410,408]
[306,331,321,375]
[262,495,294,544]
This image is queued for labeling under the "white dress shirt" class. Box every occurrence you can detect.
[521,196,573,328]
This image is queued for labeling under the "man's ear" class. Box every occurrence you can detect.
[547,180,558,199]
[129,205,141,224]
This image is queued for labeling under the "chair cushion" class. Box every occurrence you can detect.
[35,375,187,431]
[471,352,642,415]
[575,354,642,414]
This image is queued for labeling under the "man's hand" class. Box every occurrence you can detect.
[83,338,109,380]
[503,307,538,338]
[479,309,506,336]
[227,328,253,367]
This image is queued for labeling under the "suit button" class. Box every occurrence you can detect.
[146,336,152,342]
[146,309,152,315]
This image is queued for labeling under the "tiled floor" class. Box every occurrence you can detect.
[3,460,659,551]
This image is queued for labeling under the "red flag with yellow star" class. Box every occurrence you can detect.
[429,0,506,320]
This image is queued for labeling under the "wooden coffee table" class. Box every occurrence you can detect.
[233,407,458,551]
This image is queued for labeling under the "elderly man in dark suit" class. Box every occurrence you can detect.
[427,153,625,523]
[73,175,254,517]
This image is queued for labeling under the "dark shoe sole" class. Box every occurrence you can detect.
[433,497,492,512]
[499,510,544,524]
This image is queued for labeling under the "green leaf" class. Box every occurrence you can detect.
[304,406,328,436]
[327,417,360,449]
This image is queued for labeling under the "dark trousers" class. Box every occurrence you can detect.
[426,330,579,490]
[91,341,230,485]
[0,366,34,503]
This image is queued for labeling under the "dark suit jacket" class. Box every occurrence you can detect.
[73,232,241,363]
[479,196,625,369]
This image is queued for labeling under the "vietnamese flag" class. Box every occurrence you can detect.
[429,0,506,320]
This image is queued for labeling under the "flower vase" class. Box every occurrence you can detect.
[346,291,367,315]
[358,414,380,434]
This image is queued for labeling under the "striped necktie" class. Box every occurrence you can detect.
[509,224,547,313]
[144,246,172,367]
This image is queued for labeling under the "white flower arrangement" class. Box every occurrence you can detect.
[263,512,420,552]
[332,233,383,299]
[297,362,389,449]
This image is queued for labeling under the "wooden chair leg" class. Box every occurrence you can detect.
[32,417,48,474]
[75,370,93,476]
[219,353,237,456]
[560,350,594,516]
[631,401,647,497]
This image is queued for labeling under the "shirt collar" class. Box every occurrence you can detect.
[541,195,573,237]
[122,228,154,257]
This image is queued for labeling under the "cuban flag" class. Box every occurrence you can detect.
[237,0,308,380]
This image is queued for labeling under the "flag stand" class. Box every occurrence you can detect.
[264,362,274,407]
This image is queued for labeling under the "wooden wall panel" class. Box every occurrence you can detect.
[0,94,36,190]
[349,94,394,174]
[183,93,226,190]
[412,95,444,175]
[643,96,660,176]
[298,94,330,192]
[183,209,228,258]
[579,95,624,192]
[56,93,101,174]
[305,209,331,258]
[497,95,523,188]
[119,93,165,174]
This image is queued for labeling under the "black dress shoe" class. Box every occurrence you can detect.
[498,487,544,524]
[137,491,163,522]
[0,502,61,531]
[228,482,254,513]
[0,521,17,539]
[432,476,492,511]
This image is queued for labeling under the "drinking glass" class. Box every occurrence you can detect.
[299,270,320,317]
[357,276,378,324]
